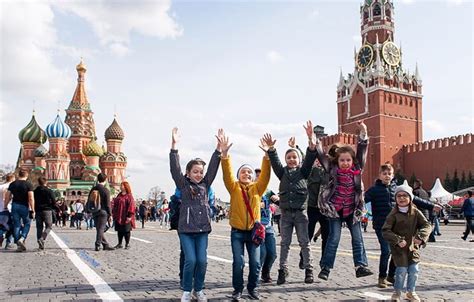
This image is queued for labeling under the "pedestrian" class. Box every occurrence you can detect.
[33,176,56,250]
[262,121,318,285]
[161,199,170,228]
[461,190,474,241]
[382,184,431,302]
[139,201,147,229]
[74,199,84,229]
[0,173,15,249]
[88,173,114,251]
[169,127,222,302]
[220,129,271,301]
[255,168,277,284]
[3,169,35,252]
[58,199,69,228]
[112,181,136,249]
[316,121,374,280]
[413,179,436,242]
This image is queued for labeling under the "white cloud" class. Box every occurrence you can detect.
[400,0,415,4]
[55,0,183,56]
[309,9,319,19]
[267,50,283,63]
[424,119,444,134]
[446,0,465,5]
[0,1,69,101]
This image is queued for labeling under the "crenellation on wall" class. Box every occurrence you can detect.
[402,134,473,153]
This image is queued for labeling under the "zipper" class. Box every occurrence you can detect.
[187,207,190,224]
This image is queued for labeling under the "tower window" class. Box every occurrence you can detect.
[399,133,402,137]
[373,4,381,16]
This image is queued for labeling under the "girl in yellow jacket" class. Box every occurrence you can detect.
[219,130,271,301]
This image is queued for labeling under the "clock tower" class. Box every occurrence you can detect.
[337,0,423,183]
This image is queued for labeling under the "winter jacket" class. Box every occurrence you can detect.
[413,187,431,219]
[382,204,431,267]
[316,136,368,224]
[365,179,436,230]
[461,197,474,218]
[170,149,221,234]
[88,183,111,217]
[222,156,270,231]
[267,147,317,210]
[307,166,329,208]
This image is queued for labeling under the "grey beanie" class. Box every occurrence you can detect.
[395,184,414,201]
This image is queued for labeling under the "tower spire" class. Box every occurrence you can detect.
[69,58,89,110]
[415,62,422,82]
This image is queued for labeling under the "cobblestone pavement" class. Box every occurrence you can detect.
[1,220,473,301]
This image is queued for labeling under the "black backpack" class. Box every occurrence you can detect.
[86,189,101,214]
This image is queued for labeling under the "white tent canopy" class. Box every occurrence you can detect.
[429,178,459,203]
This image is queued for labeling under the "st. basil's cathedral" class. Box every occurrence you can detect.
[16,60,127,201]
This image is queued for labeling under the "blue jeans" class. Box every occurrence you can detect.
[179,232,208,292]
[12,203,31,243]
[394,263,419,292]
[260,231,277,275]
[231,229,261,292]
[375,228,391,278]
[320,214,368,270]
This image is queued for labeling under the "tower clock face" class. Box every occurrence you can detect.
[382,42,400,66]
[357,45,374,69]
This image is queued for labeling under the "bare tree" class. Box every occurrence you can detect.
[148,186,162,205]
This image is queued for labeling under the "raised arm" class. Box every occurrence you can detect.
[301,120,317,178]
[256,143,271,195]
[356,121,369,170]
[203,129,223,186]
[263,133,284,180]
[169,127,185,189]
[219,129,236,192]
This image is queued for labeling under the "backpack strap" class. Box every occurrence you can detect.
[240,185,255,224]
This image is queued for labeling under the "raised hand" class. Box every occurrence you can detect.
[216,129,233,157]
[288,137,296,148]
[171,127,179,149]
[303,120,317,150]
[357,120,367,137]
[260,133,276,152]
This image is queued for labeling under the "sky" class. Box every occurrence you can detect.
[1,0,473,199]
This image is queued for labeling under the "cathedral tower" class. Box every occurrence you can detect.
[45,114,72,189]
[100,117,127,193]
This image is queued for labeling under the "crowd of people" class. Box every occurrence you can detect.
[1,120,473,302]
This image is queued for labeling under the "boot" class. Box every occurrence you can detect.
[378,277,388,288]
[276,269,289,285]
[261,269,272,283]
[304,269,314,284]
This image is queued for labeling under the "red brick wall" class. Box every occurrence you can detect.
[401,134,474,189]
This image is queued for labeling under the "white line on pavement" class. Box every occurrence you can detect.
[208,255,248,267]
[107,231,152,243]
[50,231,123,302]
[363,291,391,300]
[429,245,473,251]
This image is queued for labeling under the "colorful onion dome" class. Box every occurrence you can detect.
[34,145,48,157]
[46,114,72,139]
[83,139,104,157]
[18,115,47,144]
[104,118,124,140]
[76,58,87,72]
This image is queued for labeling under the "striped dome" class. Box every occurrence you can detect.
[46,114,71,139]
[83,139,104,157]
[34,145,48,157]
[18,115,47,144]
[104,118,124,140]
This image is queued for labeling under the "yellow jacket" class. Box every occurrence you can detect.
[221,155,271,231]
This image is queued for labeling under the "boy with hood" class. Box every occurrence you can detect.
[382,185,431,302]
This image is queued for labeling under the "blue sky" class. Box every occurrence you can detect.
[1,0,472,198]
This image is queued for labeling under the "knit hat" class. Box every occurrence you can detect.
[285,148,301,163]
[237,164,255,180]
[395,184,414,201]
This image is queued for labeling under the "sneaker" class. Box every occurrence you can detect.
[247,289,260,300]
[386,275,395,284]
[16,238,26,252]
[114,244,123,249]
[355,266,374,278]
[38,238,45,250]
[194,290,207,302]
[378,277,388,288]
[406,291,421,302]
[461,235,467,241]
[181,291,191,302]
[318,268,330,281]
[231,290,242,301]
[304,269,314,284]
[261,270,272,283]
[276,269,289,285]
[391,290,402,301]
[125,244,131,249]
[4,243,14,250]
[103,245,115,251]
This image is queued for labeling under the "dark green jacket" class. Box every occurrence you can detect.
[307,166,328,208]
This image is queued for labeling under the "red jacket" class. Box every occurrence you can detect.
[112,193,136,229]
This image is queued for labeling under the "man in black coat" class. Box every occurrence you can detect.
[88,173,114,251]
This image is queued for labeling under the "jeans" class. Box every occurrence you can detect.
[433,217,441,235]
[375,228,391,278]
[321,214,368,270]
[394,263,419,292]
[36,210,53,240]
[280,209,312,270]
[231,228,260,292]
[463,217,474,238]
[260,231,277,275]
[12,203,31,243]
[179,232,208,292]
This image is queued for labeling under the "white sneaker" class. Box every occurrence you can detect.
[181,291,192,302]
[194,290,207,302]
